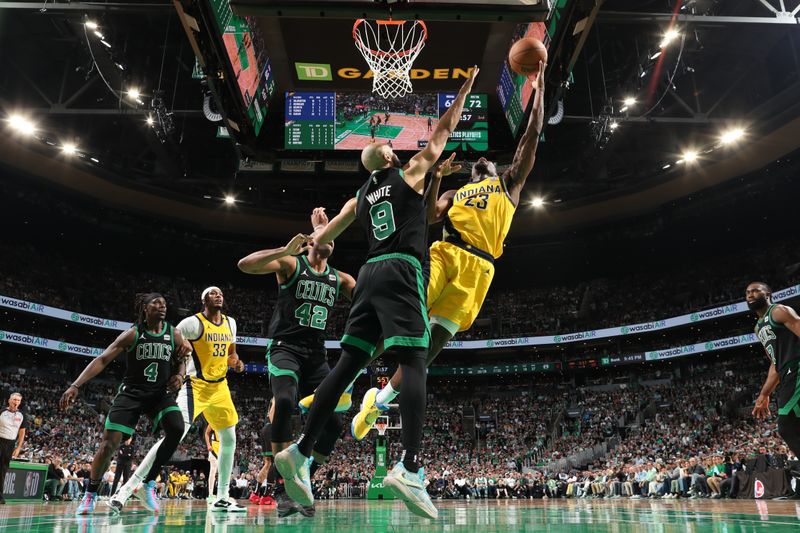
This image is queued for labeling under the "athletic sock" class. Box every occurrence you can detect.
[216,426,236,500]
[375,382,399,406]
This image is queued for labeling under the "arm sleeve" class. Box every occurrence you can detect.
[177,316,202,341]
[228,316,237,339]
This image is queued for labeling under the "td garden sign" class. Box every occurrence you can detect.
[295,63,477,82]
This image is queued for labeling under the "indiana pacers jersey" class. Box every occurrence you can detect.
[443,176,516,259]
[180,313,237,382]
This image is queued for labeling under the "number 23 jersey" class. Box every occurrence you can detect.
[178,313,237,382]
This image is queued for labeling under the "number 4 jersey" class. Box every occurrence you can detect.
[123,322,176,392]
[178,313,238,382]
[267,255,341,350]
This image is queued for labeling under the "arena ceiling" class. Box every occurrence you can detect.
[0,0,799,239]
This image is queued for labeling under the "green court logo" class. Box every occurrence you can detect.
[71,313,79,322]
[58,342,67,351]
[295,63,333,81]
[690,313,700,322]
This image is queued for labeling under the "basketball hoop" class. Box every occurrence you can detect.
[353,19,428,99]
[375,415,389,436]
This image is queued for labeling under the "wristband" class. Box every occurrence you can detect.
[70,383,80,390]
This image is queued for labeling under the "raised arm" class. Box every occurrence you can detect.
[503,62,546,206]
[405,68,479,184]
[237,234,309,280]
[312,197,357,245]
[426,153,460,224]
[59,328,136,410]
[337,271,357,301]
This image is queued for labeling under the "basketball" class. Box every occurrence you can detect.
[508,36,547,76]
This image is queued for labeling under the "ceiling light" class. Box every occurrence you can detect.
[609,121,619,131]
[127,88,140,100]
[115,63,124,71]
[100,40,111,48]
[623,97,636,107]
[85,21,98,30]
[62,143,78,155]
[660,29,680,48]
[93,31,104,39]
[8,114,36,136]
[146,115,155,126]
[224,195,236,205]
[90,157,99,163]
[530,197,545,208]
[682,150,698,163]
[662,163,671,169]
[720,128,745,145]
[650,51,662,60]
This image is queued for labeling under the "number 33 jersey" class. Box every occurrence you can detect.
[444,176,515,259]
[178,313,237,382]
[267,255,341,350]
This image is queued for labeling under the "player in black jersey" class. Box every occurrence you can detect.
[238,209,356,517]
[275,67,479,520]
[59,293,190,515]
[748,282,800,457]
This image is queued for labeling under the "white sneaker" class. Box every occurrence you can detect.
[275,444,314,507]
[383,463,437,520]
[210,497,247,512]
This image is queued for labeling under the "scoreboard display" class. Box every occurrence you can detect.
[284,91,489,151]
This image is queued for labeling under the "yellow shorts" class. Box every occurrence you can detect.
[427,240,495,333]
[177,378,239,431]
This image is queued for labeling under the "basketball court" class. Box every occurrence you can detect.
[1,499,799,532]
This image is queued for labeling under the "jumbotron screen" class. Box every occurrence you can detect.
[284,92,488,151]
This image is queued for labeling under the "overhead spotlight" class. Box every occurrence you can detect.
[639,69,648,79]
[662,163,671,170]
[115,63,125,71]
[146,115,155,126]
[93,31,104,39]
[623,97,636,107]
[530,197,545,208]
[100,40,111,48]
[609,121,619,131]
[84,21,98,30]
[720,127,745,145]
[61,143,78,155]
[8,114,36,136]
[127,88,141,100]
[681,150,698,163]
[660,29,680,48]
[90,157,100,163]
[650,51,662,60]
[224,195,236,205]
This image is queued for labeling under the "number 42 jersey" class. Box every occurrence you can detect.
[267,255,341,350]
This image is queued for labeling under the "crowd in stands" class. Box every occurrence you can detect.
[336,93,438,123]
[1,349,796,502]
[2,237,799,344]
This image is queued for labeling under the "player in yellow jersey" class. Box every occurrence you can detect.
[349,63,547,438]
[110,286,247,513]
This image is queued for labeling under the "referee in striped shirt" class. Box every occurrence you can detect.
[0,392,27,504]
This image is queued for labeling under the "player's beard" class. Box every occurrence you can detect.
[391,154,402,168]
[747,296,768,311]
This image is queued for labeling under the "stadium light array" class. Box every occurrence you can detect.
[681,150,698,163]
[127,88,141,100]
[720,128,745,145]
[530,197,545,208]
[609,121,619,131]
[85,21,98,30]
[146,115,155,126]
[100,40,111,48]
[660,29,680,48]
[649,51,662,60]
[93,31,104,39]
[7,114,36,136]
[620,97,636,113]
[224,195,236,205]
[61,143,78,155]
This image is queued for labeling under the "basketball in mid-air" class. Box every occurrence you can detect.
[508,37,547,76]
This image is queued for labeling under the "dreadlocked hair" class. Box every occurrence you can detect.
[134,292,164,325]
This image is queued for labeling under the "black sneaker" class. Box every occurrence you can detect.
[275,489,301,518]
[299,504,316,517]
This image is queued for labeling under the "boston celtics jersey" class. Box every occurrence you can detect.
[267,255,340,349]
[124,322,175,392]
[755,304,800,374]
[444,176,516,259]
[180,313,237,382]
[356,167,427,262]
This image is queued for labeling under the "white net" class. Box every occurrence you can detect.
[353,19,428,99]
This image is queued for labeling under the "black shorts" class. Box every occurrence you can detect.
[267,341,330,396]
[105,385,181,436]
[777,369,800,416]
[341,254,429,355]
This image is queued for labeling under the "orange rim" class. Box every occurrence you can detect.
[353,19,428,58]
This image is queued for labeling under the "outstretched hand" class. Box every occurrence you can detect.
[434,153,462,178]
[752,394,771,419]
[460,65,480,94]
[285,233,312,256]
[311,207,328,229]
[59,386,78,411]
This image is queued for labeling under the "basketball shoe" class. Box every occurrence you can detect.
[383,462,437,519]
[298,385,354,414]
[350,387,389,440]
[275,444,314,507]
